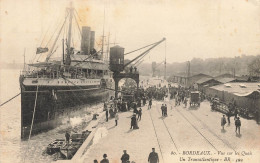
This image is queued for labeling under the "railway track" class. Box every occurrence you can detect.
[171,98,237,153]
[185,107,237,152]
[148,98,236,159]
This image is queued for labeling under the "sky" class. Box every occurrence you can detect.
[0,0,259,64]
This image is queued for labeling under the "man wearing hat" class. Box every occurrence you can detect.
[148,148,159,163]
[130,114,136,129]
[235,117,241,135]
[100,154,109,163]
[121,150,130,163]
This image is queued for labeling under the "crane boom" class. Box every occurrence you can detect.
[123,38,166,68]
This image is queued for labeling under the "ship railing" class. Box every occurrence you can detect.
[23,70,104,80]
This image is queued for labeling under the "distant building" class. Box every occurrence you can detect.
[216,78,236,84]
[206,82,260,112]
[169,73,212,88]
[214,73,236,79]
[194,78,221,92]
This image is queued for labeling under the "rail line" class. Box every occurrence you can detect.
[148,109,165,163]
[187,108,237,153]
[175,107,219,152]
[154,102,179,153]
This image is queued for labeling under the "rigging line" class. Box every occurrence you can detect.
[132,50,150,66]
[23,84,39,163]
[124,42,157,55]
[73,11,82,37]
[0,93,21,107]
[39,20,53,47]
[64,79,84,104]
[164,40,166,79]
[133,51,149,65]
[74,9,82,22]
[41,10,65,47]
[45,19,63,48]
[46,12,70,62]
[62,77,89,91]
[135,59,144,67]
[74,50,101,67]
[31,53,38,63]
[36,53,43,62]
[45,12,69,48]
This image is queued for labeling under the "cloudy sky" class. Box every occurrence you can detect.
[0,0,259,64]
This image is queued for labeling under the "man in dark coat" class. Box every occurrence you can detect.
[130,114,136,129]
[164,104,168,117]
[161,104,164,117]
[100,154,109,163]
[121,150,130,163]
[235,117,241,135]
[148,99,152,109]
[221,115,227,130]
[137,108,142,121]
[105,109,109,122]
[65,131,70,145]
[148,148,159,163]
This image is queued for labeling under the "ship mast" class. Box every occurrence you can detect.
[64,2,74,65]
[164,41,166,80]
[101,6,105,61]
[67,2,73,53]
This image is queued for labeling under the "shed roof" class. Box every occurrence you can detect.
[216,78,236,84]
[210,82,260,96]
[196,77,213,84]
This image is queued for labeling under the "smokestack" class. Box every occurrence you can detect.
[90,31,95,51]
[81,26,91,55]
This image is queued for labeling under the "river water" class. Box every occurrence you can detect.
[0,69,105,163]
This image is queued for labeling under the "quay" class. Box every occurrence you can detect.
[55,95,260,163]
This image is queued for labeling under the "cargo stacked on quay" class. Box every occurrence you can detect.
[19,4,113,139]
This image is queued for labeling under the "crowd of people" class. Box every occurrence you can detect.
[90,80,247,162]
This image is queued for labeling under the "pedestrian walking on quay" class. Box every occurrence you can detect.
[227,112,231,125]
[65,131,70,145]
[221,115,227,130]
[161,104,164,116]
[234,109,238,120]
[184,97,188,108]
[164,104,167,117]
[148,99,152,109]
[148,148,159,163]
[130,114,136,129]
[100,154,109,163]
[121,150,130,163]
[235,117,241,135]
[137,108,142,121]
[115,112,119,126]
[106,109,109,122]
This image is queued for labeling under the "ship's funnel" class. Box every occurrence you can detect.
[90,31,95,52]
[81,26,91,55]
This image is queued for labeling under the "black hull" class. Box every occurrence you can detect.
[21,85,112,139]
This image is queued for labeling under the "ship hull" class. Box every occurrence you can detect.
[21,85,112,139]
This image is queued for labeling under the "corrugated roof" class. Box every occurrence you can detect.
[196,77,213,84]
[210,82,260,95]
[214,73,235,79]
[191,73,212,78]
[216,78,236,83]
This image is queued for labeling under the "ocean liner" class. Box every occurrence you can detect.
[19,4,113,139]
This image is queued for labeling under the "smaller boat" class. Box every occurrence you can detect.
[60,130,91,159]
[46,139,65,155]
